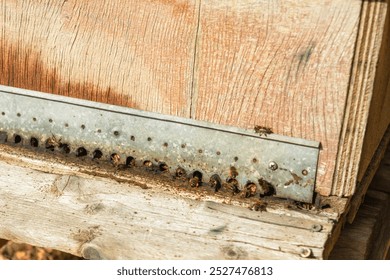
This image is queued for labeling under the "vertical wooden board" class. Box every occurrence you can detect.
[333,0,389,196]
[192,0,362,196]
[0,0,199,117]
[358,5,390,184]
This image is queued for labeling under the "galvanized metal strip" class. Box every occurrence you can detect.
[0,85,320,203]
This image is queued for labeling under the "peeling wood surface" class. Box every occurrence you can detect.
[0,145,338,260]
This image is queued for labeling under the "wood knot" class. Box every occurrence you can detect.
[81,244,103,260]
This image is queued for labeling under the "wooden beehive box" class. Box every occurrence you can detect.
[0,0,389,259]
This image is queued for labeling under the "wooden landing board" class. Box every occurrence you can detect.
[0,145,341,260]
[0,0,389,198]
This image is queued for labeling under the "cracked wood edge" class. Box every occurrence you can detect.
[0,146,337,260]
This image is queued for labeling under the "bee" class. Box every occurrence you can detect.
[159,163,169,172]
[226,178,240,194]
[295,202,314,211]
[258,178,275,197]
[249,200,268,212]
[241,183,257,198]
[229,166,238,178]
[209,174,222,192]
[254,125,273,137]
[143,160,153,168]
[175,167,186,179]
[189,171,202,188]
[110,153,121,167]
[189,176,200,188]
[45,134,62,150]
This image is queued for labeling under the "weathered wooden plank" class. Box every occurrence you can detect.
[358,3,390,186]
[0,145,336,260]
[0,0,199,117]
[192,0,362,196]
[333,1,389,196]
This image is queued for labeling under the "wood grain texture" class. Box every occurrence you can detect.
[0,146,336,260]
[0,0,388,198]
[192,0,362,196]
[0,0,199,116]
[333,1,389,196]
[358,3,390,184]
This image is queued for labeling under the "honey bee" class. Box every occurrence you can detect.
[258,178,275,197]
[45,134,62,150]
[254,125,273,137]
[189,176,200,188]
[209,174,222,192]
[226,178,240,194]
[229,166,238,178]
[249,200,268,212]
[110,153,121,167]
[189,171,202,188]
[295,202,314,211]
[175,167,186,178]
[241,183,257,198]
[143,160,153,168]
